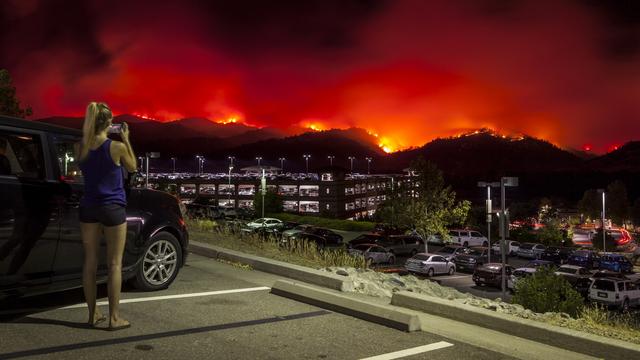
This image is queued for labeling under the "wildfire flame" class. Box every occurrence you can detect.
[216,116,240,125]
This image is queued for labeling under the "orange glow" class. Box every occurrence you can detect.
[582,144,592,152]
[299,120,329,132]
[607,144,621,152]
[217,116,240,125]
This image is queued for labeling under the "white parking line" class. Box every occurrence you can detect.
[359,341,454,360]
[59,287,271,309]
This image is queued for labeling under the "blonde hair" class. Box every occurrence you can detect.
[80,102,112,160]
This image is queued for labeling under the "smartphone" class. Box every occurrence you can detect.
[108,124,122,134]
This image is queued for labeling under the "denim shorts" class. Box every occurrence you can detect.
[79,203,126,226]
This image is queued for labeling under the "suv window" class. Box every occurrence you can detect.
[592,279,616,292]
[53,136,82,182]
[449,231,459,237]
[433,256,446,262]
[625,282,637,291]
[470,232,483,237]
[0,130,45,179]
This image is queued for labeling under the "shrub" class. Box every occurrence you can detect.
[512,266,584,318]
[536,221,565,246]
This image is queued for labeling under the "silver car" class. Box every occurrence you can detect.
[517,243,546,259]
[348,244,395,265]
[404,253,456,277]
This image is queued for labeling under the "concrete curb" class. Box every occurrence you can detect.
[271,280,422,332]
[391,291,640,360]
[189,240,354,292]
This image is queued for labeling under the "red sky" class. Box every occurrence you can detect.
[2,0,639,153]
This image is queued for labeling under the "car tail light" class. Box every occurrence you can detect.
[616,230,631,245]
[178,217,186,227]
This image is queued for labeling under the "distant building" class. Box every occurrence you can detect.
[147,166,405,219]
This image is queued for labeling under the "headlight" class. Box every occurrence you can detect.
[469,258,476,263]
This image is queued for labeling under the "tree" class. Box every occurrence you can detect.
[253,189,283,216]
[606,180,630,227]
[512,266,584,318]
[536,220,565,246]
[0,69,32,118]
[377,156,470,241]
[577,189,600,221]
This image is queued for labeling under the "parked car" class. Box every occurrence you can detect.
[382,235,424,257]
[185,196,223,219]
[540,246,574,265]
[473,263,514,289]
[371,223,404,237]
[434,244,469,262]
[242,218,283,233]
[567,250,600,270]
[0,115,189,299]
[490,240,520,256]
[590,270,631,282]
[404,253,456,276]
[593,228,635,252]
[348,244,395,265]
[510,267,537,289]
[453,246,489,272]
[306,227,343,246]
[281,224,315,242]
[523,259,556,270]
[517,243,546,259]
[598,253,634,273]
[589,278,640,311]
[571,229,595,247]
[448,230,488,247]
[555,265,593,298]
[291,232,332,249]
[348,233,386,248]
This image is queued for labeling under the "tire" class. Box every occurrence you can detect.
[448,266,455,275]
[621,299,630,313]
[427,268,435,277]
[132,231,182,291]
[475,281,483,287]
[463,241,469,248]
[410,249,418,256]
[482,241,488,247]
[388,256,396,265]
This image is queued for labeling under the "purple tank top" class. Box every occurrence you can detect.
[79,139,126,207]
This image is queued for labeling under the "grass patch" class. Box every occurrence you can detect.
[267,213,376,232]
[187,218,367,269]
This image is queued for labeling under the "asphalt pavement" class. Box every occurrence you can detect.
[0,253,518,360]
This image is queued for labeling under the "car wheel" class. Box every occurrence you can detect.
[475,281,483,287]
[410,249,417,256]
[427,268,434,277]
[482,241,488,247]
[448,267,455,275]
[621,299,630,313]
[132,231,182,291]
[463,241,469,248]
[388,256,396,265]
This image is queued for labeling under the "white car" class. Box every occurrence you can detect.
[448,230,488,247]
[589,278,640,311]
[242,218,283,233]
[510,267,537,289]
[404,253,456,276]
[491,240,520,256]
[348,244,395,265]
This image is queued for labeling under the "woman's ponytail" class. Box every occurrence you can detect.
[80,102,99,161]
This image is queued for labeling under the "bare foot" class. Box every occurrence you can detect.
[109,317,131,330]
[89,310,106,327]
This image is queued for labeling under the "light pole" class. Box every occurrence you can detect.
[499,177,518,299]
[228,165,234,205]
[348,156,356,174]
[327,155,335,166]
[255,156,262,167]
[278,157,286,172]
[303,154,311,174]
[478,181,500,264]
[598,189,606,251]
[228,156,235,167]
[195,155,202,175]
[138,156,144,173]
[365,157,372,175]
[171,157,176,173]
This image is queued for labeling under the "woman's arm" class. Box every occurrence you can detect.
[117,122,137,172]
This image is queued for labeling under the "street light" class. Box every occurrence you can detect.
[327,155,335,166]
[278,157,286,172]
[228,165,234,204]
[144,152,160,188]
[171,157,176,173]
[303,154,311,174]
[365,157,372,175]
[138,156,144,173]
[498,176,518,299]
[228,156,235,167]
[478,181,501,264]
[255,156,262,167]
[195,155,204,175]
[598,189,606,251]
[348,156,356,174]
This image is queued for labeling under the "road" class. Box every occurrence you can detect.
[0,253,518,360]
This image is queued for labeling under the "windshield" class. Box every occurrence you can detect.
[438,247,456,254]
[519,243,534,250]
[467,248,484,256]
[592,280,616,291]
[412,254,431,261]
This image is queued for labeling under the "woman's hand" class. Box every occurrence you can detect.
[121,122,130,142]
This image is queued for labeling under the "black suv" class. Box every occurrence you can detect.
[0,116,188,300]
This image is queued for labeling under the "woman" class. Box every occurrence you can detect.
[79,102,136,330]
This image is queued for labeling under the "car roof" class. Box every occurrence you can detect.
[0,115,81,137]
[514,267,537,273]
[559,265,584,270]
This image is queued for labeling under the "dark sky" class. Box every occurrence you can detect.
[1,0,639,152]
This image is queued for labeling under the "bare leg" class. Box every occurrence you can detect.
[104,222,129,328]
[81,222,105,325]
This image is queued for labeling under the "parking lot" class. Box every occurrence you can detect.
[1,253,521,360]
